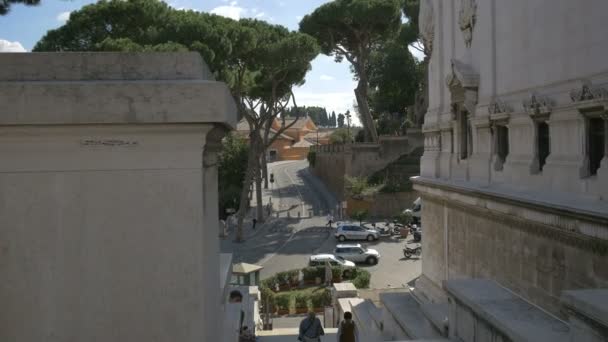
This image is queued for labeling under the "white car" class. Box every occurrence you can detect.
[334,244,381,265]
[334,224,380,242]
[309,254,356,268]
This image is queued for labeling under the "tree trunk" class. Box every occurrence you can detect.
[354,77,379,143]
[235,137,259,242]
[255,154,264,222]
[262,152,269,189]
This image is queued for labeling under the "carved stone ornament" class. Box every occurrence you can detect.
[488,98,511,115]
[523,93,552,118]
[419,0,434,56]
[569,82,608,102]
[458,0,477,48]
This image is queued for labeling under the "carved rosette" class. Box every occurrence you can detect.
[523,93,552,119]
[458,0,477,48]
[419,0,435,57]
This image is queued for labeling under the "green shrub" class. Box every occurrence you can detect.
[261,276,278,290]
[287,269,300,284]
[302,267,320,281]
[260,286,276,312]
[307,150,316,167]
[352,269,371,289]
[311,289,332,308]
[294,293,309,309]
[275,294,291,311]
[331,266,343,281]
[276,271,290,286]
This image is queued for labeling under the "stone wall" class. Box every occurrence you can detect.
[312,132,423,200]
[346,191,419,219]
[417,184,608,319]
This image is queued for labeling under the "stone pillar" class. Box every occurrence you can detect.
[0,52,236,342]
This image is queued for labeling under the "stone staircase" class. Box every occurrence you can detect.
[257,328,338,341]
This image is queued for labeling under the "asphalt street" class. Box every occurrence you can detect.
[221,160,421,289]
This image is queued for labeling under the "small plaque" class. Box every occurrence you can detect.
[81,139,139,147]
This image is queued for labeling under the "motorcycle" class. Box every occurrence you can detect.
[403,243,422,259]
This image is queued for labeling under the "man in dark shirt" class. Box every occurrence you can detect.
[298,311,325,341]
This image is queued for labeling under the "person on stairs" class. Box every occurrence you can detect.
[336,311,359,342]
[298,311,325,342]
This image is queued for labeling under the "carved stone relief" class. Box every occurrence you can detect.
[523,93,552,119]
[419,0,435,56]
[458,0,477,48]
[488,98,512,115]
[570,82,608,103]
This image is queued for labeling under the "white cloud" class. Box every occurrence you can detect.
[296,15,303,21]
[0,39,26,52]
[408,45,425,61]
[320,74,335,81]
[210,4,245,20]
[255,12,265,18]
[56,11,71,22]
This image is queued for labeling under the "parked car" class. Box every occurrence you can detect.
[309,254,356,268]
[335,224,380,242]
[404,197,422,224]
[334,244,381,265]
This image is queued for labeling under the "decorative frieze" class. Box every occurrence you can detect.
[458,0,477,48]
[523,93,552,119]
[570,82,608,102]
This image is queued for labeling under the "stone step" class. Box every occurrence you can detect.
[257,328,338,342]
[445,279,570,342]
[380,292,444,340]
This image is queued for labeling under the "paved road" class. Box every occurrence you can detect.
[221,160,421,289]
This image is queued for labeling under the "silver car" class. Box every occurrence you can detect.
[334,244,381,265]
[334,224,380,242]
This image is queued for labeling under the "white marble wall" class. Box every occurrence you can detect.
[420,0,608,205]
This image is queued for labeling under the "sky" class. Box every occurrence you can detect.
[0,0,422,124]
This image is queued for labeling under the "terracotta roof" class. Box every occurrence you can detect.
[303,131,333,140]
[236,119,294,141]
[292,139,316,148]
[232,262,263,274]
[281,117,310,130]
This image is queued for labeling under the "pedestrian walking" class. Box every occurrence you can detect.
[326,214,334,228]
[252,218,257,230]
[298,311,325,342]
[336,312,359,342]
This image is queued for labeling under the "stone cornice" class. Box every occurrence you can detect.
[412,177,608,255]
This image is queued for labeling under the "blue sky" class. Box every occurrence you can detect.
[0,0,421,122]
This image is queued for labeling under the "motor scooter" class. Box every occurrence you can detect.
[403,243,422,259]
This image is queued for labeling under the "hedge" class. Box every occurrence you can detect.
[294,293,309,309]
[275,293,291,311]
[311,289,332,308]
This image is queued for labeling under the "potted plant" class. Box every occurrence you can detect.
[311,289,331,313]
[276,271,290,291]
[294,293,309,314]
[275,294,291,315]
[314,266,323,285]
[302,267,317,285]
[288,269,300,288]
[331,266,343,283]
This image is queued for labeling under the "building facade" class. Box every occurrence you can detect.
[413,0,608,319]
[237,116,323,161]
